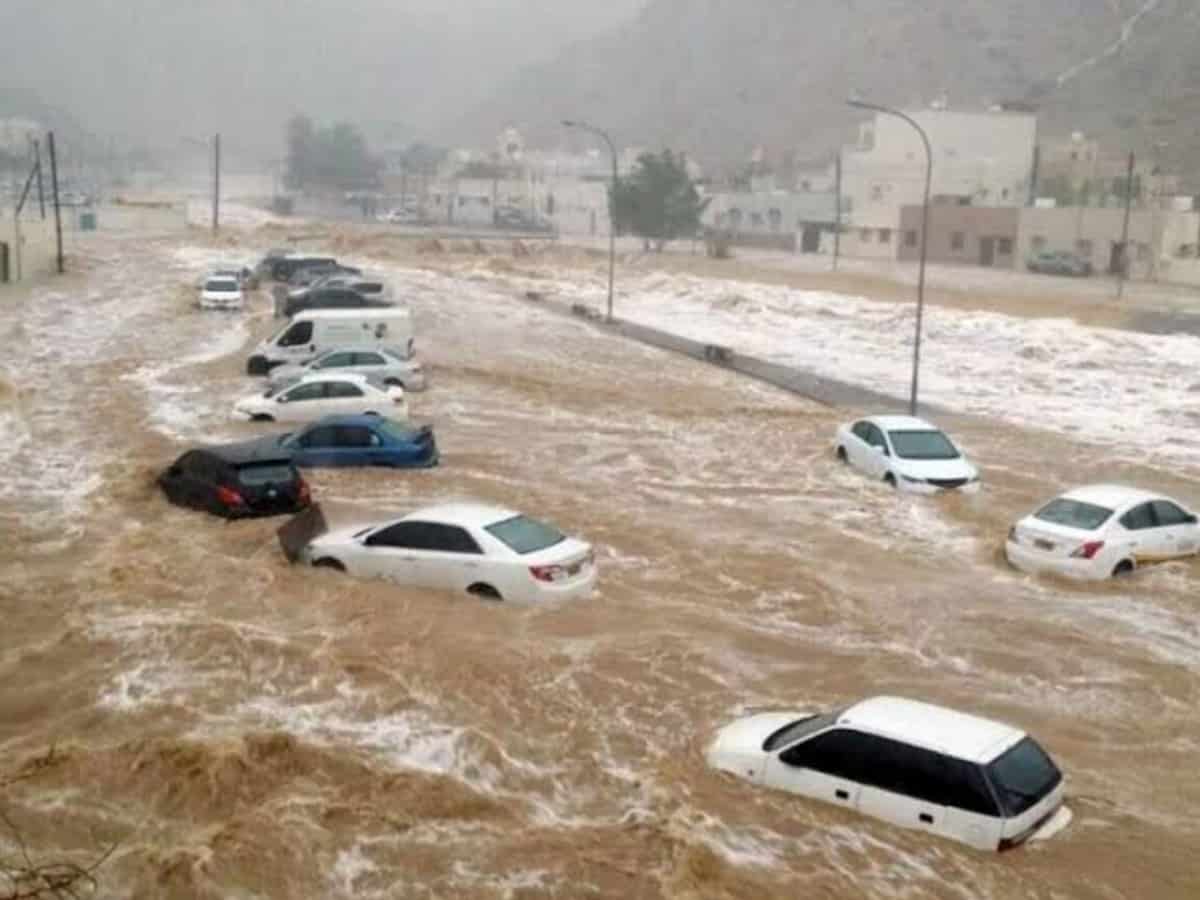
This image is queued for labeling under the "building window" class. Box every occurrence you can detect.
[905,229,918,247]
[800,179,811,192]
[1136,242,1150,261]
[860,228,872,242]
[1031,235,1047,251]
[878,228,892,244]
[1001,188,1010,200]
[871,185,884,202]
[458,196,467,207]
[951,231,966,251]
[750,212,764,227]
[1076,239,1093,257]
[768,208,782,231]
[997,238,1014,255]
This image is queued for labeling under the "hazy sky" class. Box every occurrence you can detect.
[0,0,645,159]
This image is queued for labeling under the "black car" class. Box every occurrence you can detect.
[286,262,362,288]
[269,255,337,282]
[283,286,395,318]
[158,442,311,519]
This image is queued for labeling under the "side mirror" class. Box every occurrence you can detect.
[276,395,289,404]
[872,445,885,454]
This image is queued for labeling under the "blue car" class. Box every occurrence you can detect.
[257,415,438,468]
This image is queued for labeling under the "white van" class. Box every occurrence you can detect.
[708,696,1071,851]
[247,307,415,375]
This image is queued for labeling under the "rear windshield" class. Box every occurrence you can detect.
[236,462,295,486]
[888,430,960,460]
[1034,498,1114,531]
[485,515,566,554]
[378,420,422,442]
[986,737,1062,817]
[762,710,844,752]
[354,282,383,294]
[205,279,238,292]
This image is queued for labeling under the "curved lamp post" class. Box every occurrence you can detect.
[563,119,617,322]
[847,99,932,415]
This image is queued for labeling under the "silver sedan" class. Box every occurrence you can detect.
[268,346,427,391]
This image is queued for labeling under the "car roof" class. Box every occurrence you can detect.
[296,307,411,321]
[297,371,370,383]
[1059,483,1164,509]
[866,414,938,432]
[401,503,520,529]
[193,440,293,467]
[838,696,1024,764]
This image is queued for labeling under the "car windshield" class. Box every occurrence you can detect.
[762,709,844,752]
[236,462,294,486]
[485,515,566,554]
[887,429,960,460]
[986,737,1061,817]
[1034,498,1114,531]
[205,279,238,292]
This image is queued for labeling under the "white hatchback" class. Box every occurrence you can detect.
[1005,484,1200,580]
[708,696,1071,852]
[199,275,244,311]
[835,415,979,493]
[288,503,597,603]
[233,373,408,423]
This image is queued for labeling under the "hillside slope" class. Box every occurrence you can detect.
[455,0,1200,169]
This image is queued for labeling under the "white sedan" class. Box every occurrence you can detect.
[708,696,1071,852]
[282,502,597,603]
[1005,484,1200,580]
[269,346,426,392]
[199,275,244,311]
[233,373,408,423]
[835,415,980,493]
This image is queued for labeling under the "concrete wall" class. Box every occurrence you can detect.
[1017,208,1199,279]
[3,217,58,281]
[897,205,1019,267]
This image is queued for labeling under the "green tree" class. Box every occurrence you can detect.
[285,116,382,192]
[284,114,315,190]
[612,150,708,251]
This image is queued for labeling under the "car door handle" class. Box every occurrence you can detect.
[835,789,849,800]
[919,813,934,824]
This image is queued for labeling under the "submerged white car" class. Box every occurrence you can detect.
[233,373,408,423]
[835,415,979,493]
[1005,484,1200,580]
[708,696,1070,852]
[269,346,426,392]
[279,503,597,603]
[199,275,244,311]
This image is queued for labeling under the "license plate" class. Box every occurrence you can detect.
[1034,539,1055,551]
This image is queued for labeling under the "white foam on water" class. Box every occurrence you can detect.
[329,843,379,898]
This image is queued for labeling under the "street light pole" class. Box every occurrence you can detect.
[563,119,617,322]
[848,99,932,416]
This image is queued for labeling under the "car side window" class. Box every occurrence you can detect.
[778,728,872,781]
[325,381,364,399]
[851,421,871,441]
[424,524,484,555]
[282,382,327,403]
[278,321,313,347]
[336,426,377,448]
[1151,500,1191,527]
[366,521,430,549]
[318,352,356,369]
[298,426,338,448]
[355,352,385,366]
[867,425,889,454]
[1119,503,1158,531]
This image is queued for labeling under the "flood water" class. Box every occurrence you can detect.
[1,233,1197,898]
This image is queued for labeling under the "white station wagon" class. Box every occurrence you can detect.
[1005,484,1200,580]
[835,415,980,493]
[233,373,408,423]
[708,696,1070,852]
[282,502,597,604]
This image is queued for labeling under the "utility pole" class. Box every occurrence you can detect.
[33,139,45,219]
[212,133,221,234]
[563,119,618,322]
[47,131,64,274]
[1116,151,1135,300]
[832,151,842,271]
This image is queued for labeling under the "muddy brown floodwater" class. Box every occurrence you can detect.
[1,233,1197,899]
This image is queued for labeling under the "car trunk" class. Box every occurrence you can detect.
[1012,518,1098,559]
[232,460,306,516]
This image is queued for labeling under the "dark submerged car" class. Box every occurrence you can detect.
[158,442,311,518]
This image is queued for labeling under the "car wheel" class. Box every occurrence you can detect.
[251,414,275,422]
[313,558,346,572]
[883,472,897,488]
[835,446,848,463]
[1111,559,1135,578]
[467,583,503,601]
[363,410,380,417]
[384,378,405,388]
[247,355,269,376]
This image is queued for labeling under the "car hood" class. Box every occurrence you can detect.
[709,712,810,756]
[892,456,977,480]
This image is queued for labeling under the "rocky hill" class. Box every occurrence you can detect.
[455,0,1200,172]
